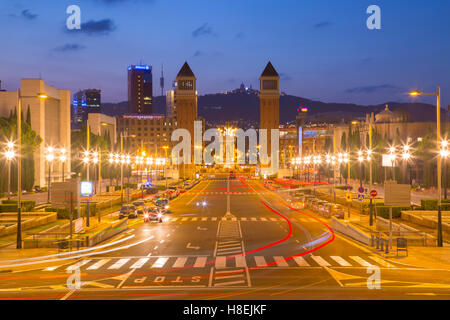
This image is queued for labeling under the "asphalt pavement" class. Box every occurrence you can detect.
[1,175,450,300]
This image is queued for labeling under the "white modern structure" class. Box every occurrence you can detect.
[0,79,71,187]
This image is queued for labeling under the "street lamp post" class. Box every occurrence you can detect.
[46,147,55,203]
[60,148,67,182]
[163,146,169,190]
[410,87,443,246]
[5,142,15,201]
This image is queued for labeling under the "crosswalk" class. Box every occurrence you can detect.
[168,216,313,223]
[43,254,396,273]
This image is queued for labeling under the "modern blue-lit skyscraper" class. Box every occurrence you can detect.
[71,89,101,129]
[128,65,153,114]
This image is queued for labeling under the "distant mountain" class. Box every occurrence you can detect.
[102,92,439,123]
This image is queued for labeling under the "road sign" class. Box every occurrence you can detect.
[346,193,352,203]
[358,186,365,194]
[358,194,365,201]
[370,190,378,198]
[81,181,93,200]
[347,184,351,190]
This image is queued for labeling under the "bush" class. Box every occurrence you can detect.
[45,207,71,219]
[124,182,138,189]
[420,199,450,210]
[2,200,35,211]
[375,206,410,219]
[0,204,18,212]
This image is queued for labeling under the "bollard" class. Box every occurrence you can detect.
[380,238,384,251]
[376,236,379,249]
[385,239,389,254]
[371,235,374,247]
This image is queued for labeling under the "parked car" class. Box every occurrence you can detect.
[317,201,328,215]
[306,197,318,209]
[119,205,137,219]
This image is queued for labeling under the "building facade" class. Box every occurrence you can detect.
[72,89,101,129]
[87,113,117,145]
[0,79,71,186]
[128,65,153,114]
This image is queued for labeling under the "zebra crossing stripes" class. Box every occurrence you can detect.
[67,259,91,271]
[350,256,373,267]
[330,256,352,267]
[87,259,111,270]
[108,258,130,270]
[193,256,207,268]
[293,256,310,267]
[43,254,397,273]
[167,216,313,223]
[151,257,169,268]
[130,258,149,269]
[273,256,289,267]
[310,256,331,267]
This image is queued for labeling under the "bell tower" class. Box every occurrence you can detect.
[259,61,280,163]
[175,61,197,178]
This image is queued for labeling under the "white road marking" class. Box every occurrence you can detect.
[44,265,60,271]
[270,218,277,222]
[311,256,331,267]
[201,217,208,221]
[192,217,198,221]
[214,280,245,286]
[368,256,394,268]
[254,256,267,267]
[215,274,244,280]
[231,217,237,221]
[173,257,188,268]
[67,259,91,271]
[241,217,247,221]
[293,256,310,267]
[330,256,352,267]
[260,217,268,221]
[235,255,247,268]
[181,218,188,222]
[215,256,227,269]
[107,258,130,270]
[211,217,217,221]
[130,258,149,269]
[251,217,257,221]
[274,256,289,267]
[350,256,374,267]
[151,257,169,268]
[194,256,207,268]
[87,259,110,270]
[171,218,178,222]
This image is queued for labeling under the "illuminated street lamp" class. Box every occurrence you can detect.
[45,146,55,203]
[410,87,443,246]
[4,142,15,200]
[60,148,67,182]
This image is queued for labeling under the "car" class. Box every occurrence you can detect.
[119,205,137,219]
[314,200,328,213]
[154,198,170,212]
[306,197,317,209]
[144,207,163,223]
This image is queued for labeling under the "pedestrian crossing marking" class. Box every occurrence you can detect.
[311,256,331,267]
[293,256,310,267]
[330,256,352,267]
[350,256,373,267]
[215,256,227,269]
[260,217,267,221]
[191,217,198,221]
[251,218,257,221]
[211,217,217,221]
[87,259,111,270]
[368,256,395,268]
[151,257,169,268]
[254,256,267,267]
[67,259,91,271]
[108,258,130,270]
[173,257,188,268]
[181,217,188,222]
[130,258,149,269]
[235,255,247,267]
[171,218,178,222]
[241,217,247,221]
[194,256,207,268]
[274,256,289,267]
[201,217,208,221]
[270,218,277,222]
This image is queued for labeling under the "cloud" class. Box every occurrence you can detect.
[66,19,116,36]
[345,84,403,94]
[314,21,333,28]
[53,43,86,52]
[21,9,37,20]
[193,50,203,57]
[192,23,214,37]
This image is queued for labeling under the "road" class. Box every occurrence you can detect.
[1,175,450,300]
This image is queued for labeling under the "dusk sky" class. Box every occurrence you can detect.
[1,0,449,108]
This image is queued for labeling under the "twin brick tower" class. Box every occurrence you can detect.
[175,61,280,178]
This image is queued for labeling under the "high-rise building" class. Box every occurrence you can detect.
[128,65,153,114]
[71,89,101,129]
[259,61,280,163]
[166,90,176,118]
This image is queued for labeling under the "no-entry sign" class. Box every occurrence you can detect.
[370,190,378,198]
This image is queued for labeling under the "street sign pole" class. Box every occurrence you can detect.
[389,206,393,249]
